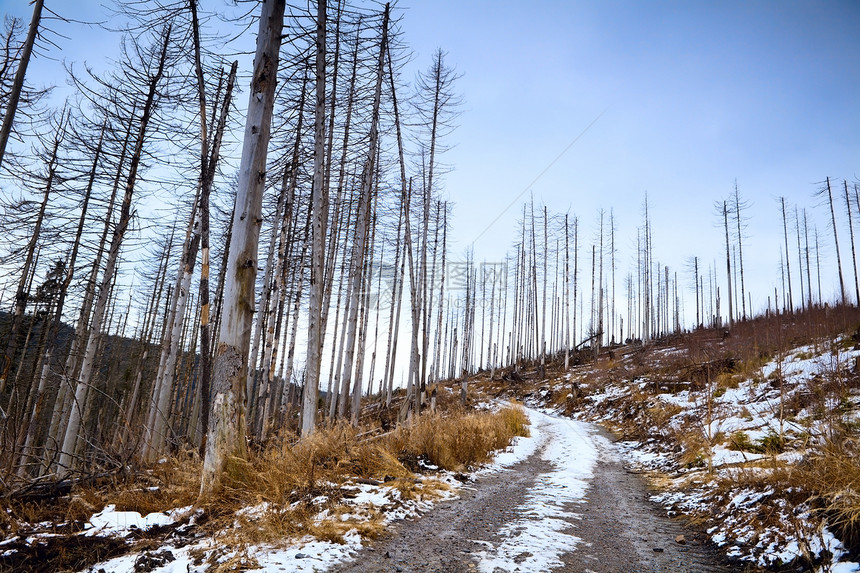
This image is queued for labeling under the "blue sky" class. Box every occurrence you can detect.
[398,0,860,315]
[2,0,859,323]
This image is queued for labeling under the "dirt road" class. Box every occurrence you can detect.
[330,409,735,573]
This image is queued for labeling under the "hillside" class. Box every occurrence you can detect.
[2,305,860,572]
[482,304,860,571]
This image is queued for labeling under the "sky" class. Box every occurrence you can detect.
[397,0,860,318]
[1,0,859,327]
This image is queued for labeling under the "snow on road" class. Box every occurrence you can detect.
[475,407,604,572]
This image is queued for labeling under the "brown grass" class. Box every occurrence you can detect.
[795,439,860,551]
[384,404,530,472]
[0,402,531,573]
[189,405,530,556]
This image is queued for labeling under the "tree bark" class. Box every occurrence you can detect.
[301,0,327,437]
[200,0,283,497]
[198,59,238,455]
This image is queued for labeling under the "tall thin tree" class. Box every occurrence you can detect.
[200,0,285,496]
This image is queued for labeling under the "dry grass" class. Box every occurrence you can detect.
[192,423,411,551]
[193,404,529,556]
[796,439,860,551]
[384,404,530,472]
[1,402,532,573]
[0,454,202,538]
[109,455,201,515]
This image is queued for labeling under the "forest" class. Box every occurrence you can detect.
[0,0,858,496]
[1,2,860,571]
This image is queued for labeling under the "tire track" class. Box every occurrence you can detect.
[329,409,736,573]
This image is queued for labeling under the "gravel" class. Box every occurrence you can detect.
[329,418,739,573]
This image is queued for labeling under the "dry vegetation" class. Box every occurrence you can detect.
[0,402,529,572]
[5,303,859,571]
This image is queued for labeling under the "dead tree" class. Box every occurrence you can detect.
[843,180,859,305]
[301,0,327,437]
[58,25,174,476]
[0,109,67,396]
[780,197,793,311]
[0,0,43,169]
[198,61,238,453]
[821,177,847,306]
[731,181,749,319]
[722,200,733,328]
[17,117,106,476]
[200,0,284,496]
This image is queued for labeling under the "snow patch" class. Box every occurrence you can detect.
[475,408,599,572]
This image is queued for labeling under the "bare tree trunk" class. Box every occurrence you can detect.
[351,194,379,424]
[46,104,135,473]
[780,197,794,312]
[143,189,201,461]
[200,0,283,496]
[247,168,289,430]
[460,254,475,404]
[597,210,605,347]
[403,178,421,419]
[120,233,171,450]
[386,193,408,406]
[732,182,747,319]
[421,200,440,391]
[0,112,66,397]
[282,204,313,415]
[539,205,547,376]
[824,178,847,306]
[431,204,447,383]
[318,4,346,370]
[564,214,570,368]
[327,223,353,419]
[804,209,813,309]
[19,120,103,474]
[301,0,327,437]
[610,209,616,342]
[0,0,42,169]
[572,217,578,349]
[843,180,860,305]
[815,226,823,306]
[693,256,700,327]
[347,6,389,424]
[383,36,408,406]
[257,89,305,440]
[330,21,365,421]
[381,186,405,406]
[210,201,235,362]
[197,55,238,455]
[723,200,734,328]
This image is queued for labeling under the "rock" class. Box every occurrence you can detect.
[295,553,308,559]
[652,547,664,552]
[675,534,686,544]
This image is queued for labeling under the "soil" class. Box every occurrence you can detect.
[330,423,738,573]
